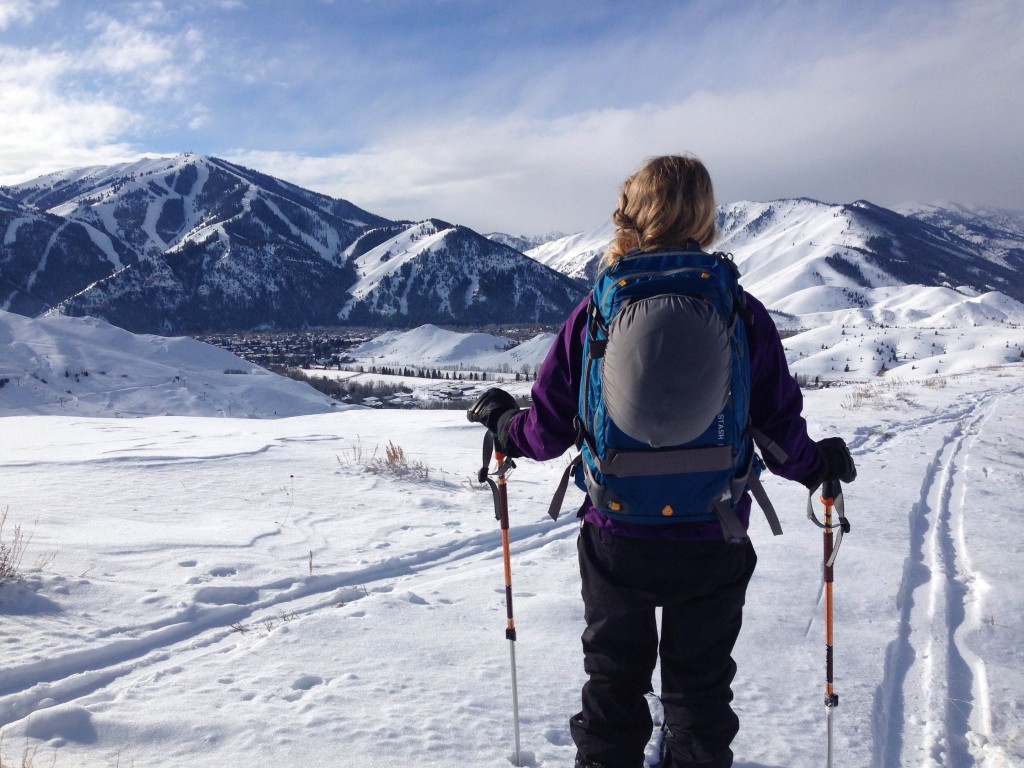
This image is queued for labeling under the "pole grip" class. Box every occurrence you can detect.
[495,451,511,532]
[822,478,842,504]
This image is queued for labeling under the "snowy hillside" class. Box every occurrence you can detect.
[524,200,1024,308]
[510,198,1024,383]
[1,296,1024,766]
[0,194,120,317]
[1,365,1022,767]
[342,292,1024,384]
[338,219,582,326]
[0,309,338,418]
[897,202,1024,273]
[349,323,555,372]
[486,231,568,253]
[715,199,1023,308]
[524,221,614,282]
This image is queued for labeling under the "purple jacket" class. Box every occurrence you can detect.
[505,291,823,540]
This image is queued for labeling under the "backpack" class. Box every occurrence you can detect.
[548,248,783,542]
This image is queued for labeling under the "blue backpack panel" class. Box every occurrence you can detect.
[558,248,781,540]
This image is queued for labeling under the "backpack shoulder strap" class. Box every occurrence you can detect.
[748,425,789,464]
[548,454,583,521]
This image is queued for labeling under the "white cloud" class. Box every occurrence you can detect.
[86,17,175,73]
[231,0,1024,234]
[3,0,1020,235]
[0,45,141,181]
[0,7,207,184]
[81,16,203,98]
[0,0,52,29]
[187,104,211,130]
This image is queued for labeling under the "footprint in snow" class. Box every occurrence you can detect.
[282,674,325,702]
[24,706,97,745]
[544,727,572,746]
[291,674,324,691]
[193,585,259,605]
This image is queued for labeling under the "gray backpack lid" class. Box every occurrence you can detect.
[602,294,731,448]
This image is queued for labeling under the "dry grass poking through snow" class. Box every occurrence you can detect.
[336,439,431,481]
[0,737,38,768]
[841,376,947,410]
[0,507,31,585]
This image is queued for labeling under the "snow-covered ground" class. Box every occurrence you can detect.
[0,311,338,418]
[347,324,555,375]
[1,309,1023,767]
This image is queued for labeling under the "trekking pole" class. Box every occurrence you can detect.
[808,479,850,767]
[477,433,522,766]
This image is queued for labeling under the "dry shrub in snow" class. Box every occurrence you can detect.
[0,507,30,584]
[337,439,430,481]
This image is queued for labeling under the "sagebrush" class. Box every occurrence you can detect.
[337,439,430,481]
[0,507,29,584]
[0,508,54,584]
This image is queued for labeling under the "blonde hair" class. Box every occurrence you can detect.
[603,154,717,269]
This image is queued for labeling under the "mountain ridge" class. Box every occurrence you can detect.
[527,197,1024,306]
[2,154,583,332]
[3,156,1022,334]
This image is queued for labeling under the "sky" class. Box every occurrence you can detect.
[1,0,1022,236]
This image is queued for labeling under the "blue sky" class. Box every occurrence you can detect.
[1,0,1022,235]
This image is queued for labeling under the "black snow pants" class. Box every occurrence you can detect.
[570,521,757,768]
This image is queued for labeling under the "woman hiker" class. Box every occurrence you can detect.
[467,154,856,768]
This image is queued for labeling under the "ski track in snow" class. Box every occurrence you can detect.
[0,504,573,733]
[871,384,1021,767]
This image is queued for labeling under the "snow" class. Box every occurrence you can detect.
[78,221,126,271]
[339,221,453,318]
[3,216,32,247]
[141,178,172,251]
[262,196,340,261]
[23,226,61,293]
[525,221,614,280]
[0,310,339,418]
[2,306,1024,767]
[349,324,553,372]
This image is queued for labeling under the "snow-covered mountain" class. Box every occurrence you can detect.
[9,154,389,261]
[718,199,1024,307]
[1,155,583,333]
[897,202,1024,273]
[485,231,567,252]
[338,219,582,326]
[6,155,1022,335]
[0,193,121,316]
[526,199,1024,308]
[524,221,614,282]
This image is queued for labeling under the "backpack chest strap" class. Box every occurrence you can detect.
[595,445,734,477]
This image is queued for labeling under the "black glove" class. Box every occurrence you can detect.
[803,437,857,490]
[467,388,523,457]
[467,388,517,431]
